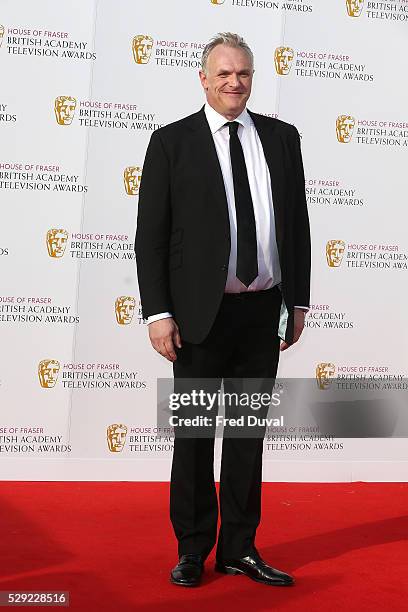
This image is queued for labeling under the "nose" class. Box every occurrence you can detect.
[229,73,240,88]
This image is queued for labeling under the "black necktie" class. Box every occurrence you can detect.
[227,121,258,287]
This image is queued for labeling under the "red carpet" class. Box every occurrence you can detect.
[0,482,407,611]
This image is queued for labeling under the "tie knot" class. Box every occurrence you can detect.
[226,121,239,135]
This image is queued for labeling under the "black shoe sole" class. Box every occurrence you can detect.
[215,564,294,586]
[170,576,201,587]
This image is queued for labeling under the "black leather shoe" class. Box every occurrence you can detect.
[170,554,204,587]
[215,551,294,586]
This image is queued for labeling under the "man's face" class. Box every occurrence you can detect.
[199,45,253,119]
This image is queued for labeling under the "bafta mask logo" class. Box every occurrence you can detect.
[107,424,128,453]
[0,25,4,49]
[124,166,142,195]
[115,296,136,325]
[346,0,365,17]
[336,115,355,143]
[211,0,226,4]
[46,229,68,258]
[38,359,60,389]
[274,47,294,75]
[316,363,336,390]
[132,35,154,64]
[54,96,77,125]
[326,240,346,267]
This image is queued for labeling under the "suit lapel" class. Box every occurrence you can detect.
[186,107,287,255]
[248,110,286,256]
[186,107,230,233]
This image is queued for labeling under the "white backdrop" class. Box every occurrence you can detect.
[0,0,407,481]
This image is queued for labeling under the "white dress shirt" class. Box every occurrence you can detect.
[147,103,307,325]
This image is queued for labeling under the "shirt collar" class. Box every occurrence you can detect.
[204,102,252,134]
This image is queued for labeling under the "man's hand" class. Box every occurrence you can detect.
[280,308,306,352]
[148,317,182,362]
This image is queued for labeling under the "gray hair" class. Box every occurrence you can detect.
[201,32,254,74]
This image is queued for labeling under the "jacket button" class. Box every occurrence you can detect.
[221,265,227,271]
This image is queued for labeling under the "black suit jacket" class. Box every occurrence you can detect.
[135,106,311,345]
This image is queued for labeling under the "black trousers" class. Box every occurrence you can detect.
[170,285,282,561]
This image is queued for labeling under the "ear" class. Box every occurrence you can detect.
[199,70,208,90]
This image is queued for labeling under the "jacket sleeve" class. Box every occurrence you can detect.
[289,126,311,308]
[134,130,172,319]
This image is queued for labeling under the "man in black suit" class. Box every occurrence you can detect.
[135,32,310,587]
